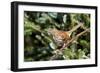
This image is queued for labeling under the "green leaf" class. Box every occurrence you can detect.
[79,40,90,49]
[49,42,56,49]
[63,48,75,59]
[24,29,33,35]
[63,14,67,23]
[36,17,47,24]
[77,49,85,59]
[48,12,57,19]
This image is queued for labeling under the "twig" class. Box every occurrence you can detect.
[68,22,83,36]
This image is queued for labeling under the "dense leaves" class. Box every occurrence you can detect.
[24,11,90,61]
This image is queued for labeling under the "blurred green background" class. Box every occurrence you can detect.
[24,11,90,61]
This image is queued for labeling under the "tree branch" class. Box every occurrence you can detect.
[50,28,90,60]
[63,28,90,48]
[68,22,83,36]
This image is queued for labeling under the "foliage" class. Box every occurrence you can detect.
[24,11,90,61]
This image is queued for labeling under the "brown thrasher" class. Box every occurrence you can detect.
[48,22,83,49]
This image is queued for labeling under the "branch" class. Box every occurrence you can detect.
[50,28,90,60]
[63,28,90,49]
[68,22,83,36]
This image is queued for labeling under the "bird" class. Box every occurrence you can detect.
[48,28,71,49]
[47,22,83,49]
